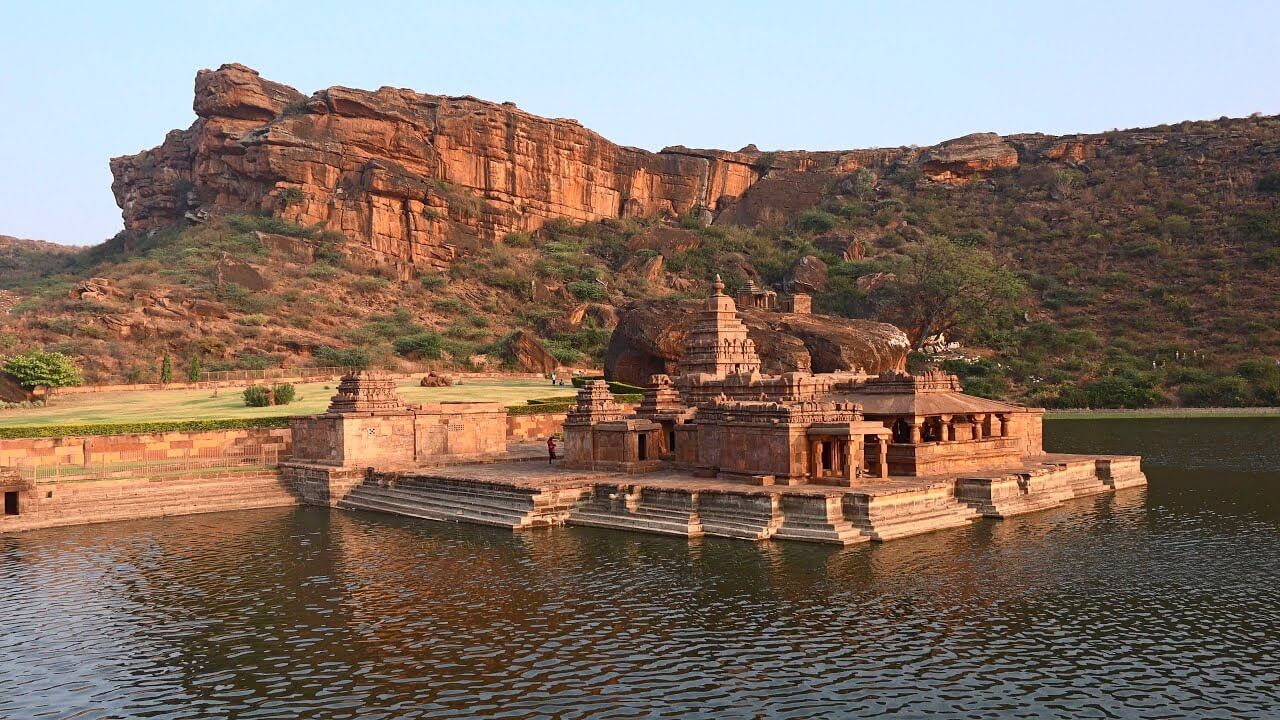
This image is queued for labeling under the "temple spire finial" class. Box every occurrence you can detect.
[712,273,724,295]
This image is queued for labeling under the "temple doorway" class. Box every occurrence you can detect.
[4,491,18,516]
[638,434,648,461]
[891,419,911,444]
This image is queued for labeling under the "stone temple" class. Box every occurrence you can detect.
[563,275,1046,484]
[274,277,1146,546]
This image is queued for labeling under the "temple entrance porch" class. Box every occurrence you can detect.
[806,423,892,486]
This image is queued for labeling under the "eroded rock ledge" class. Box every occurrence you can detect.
[111,63,1104,276]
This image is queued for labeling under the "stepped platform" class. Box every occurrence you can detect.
[330,452,1142,545]
[2,447,1145,547]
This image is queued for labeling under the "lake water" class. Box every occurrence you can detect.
[2,419,1277,719]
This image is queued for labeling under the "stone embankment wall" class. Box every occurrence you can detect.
[53,371,550,396]
[0,470,296,533]
[0,427,292,469]
[3,411,562,471]
[507,412,566,441]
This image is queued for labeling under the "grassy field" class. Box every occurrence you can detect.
[0,379,577,429]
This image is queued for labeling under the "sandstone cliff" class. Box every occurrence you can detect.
[111,64,774,275]
[111,64,1057,277]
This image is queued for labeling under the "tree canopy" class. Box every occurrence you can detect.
[881,238,1026,349]
[3,350,84,395]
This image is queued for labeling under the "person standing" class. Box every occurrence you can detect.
[547,435,557,464]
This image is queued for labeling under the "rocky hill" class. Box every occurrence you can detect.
[2,64,1278,407]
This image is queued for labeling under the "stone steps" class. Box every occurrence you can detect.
[773,494,868,545]
[853,502,979,542]
[567,486,704,538]
[955,469,1075,519]
[696,493,781,540]
[391,475,586,518]
[1096,457,1148,491]
[337,476,585,530]
[340,486,532,529]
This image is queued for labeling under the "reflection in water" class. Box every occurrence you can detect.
[2,419,1278,718]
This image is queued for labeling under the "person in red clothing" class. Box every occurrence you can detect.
[547,435,557,464]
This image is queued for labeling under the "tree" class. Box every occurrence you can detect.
[880,238,1026,349]
[187,355,202,383]
[160,352,173,384]
[2,350,83,403]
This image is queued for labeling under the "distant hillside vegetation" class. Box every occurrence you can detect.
[2,111,1278,408]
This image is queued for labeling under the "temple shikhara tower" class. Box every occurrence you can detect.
[678,275,762,378]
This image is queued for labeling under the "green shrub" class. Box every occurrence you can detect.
[0,416,292,440]
[243,386,272,407]
[792,210,839,235]
[507,400,573,416]
[1178,376,1248,407]
[569,377,646,395]
[419,273,447,291]
[1257,172,1280,194]
[568,280,608,301]
[393,332,445,359]
[241,383,295,407]
[1081,375,1160,409]
[277,187,307,207]
[503,231,534,247]
[352,277,390,295]
[314,346,371,369]
[273,383,297,405]
[2,350,83,392]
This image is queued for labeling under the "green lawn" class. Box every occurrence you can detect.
[0,379,577,429]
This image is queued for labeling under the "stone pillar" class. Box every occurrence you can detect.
[995,414,1008,437]
[973,416,985,440]
[909,421,922,445]
[878,437,889,478]
[943,415,956,442]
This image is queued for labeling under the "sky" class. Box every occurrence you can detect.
[1,1,1277,246]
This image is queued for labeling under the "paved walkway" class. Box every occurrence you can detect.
[402,450,1131,498]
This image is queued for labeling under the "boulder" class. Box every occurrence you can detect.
[787,255,829,293]
[420,372,453,387]
[254,231,314,262]
[604,299,910,386]
[505,330,559,374]
[214,253,270,291]
[856,272,896,294]
[0,370,33,404]
[919,133,1019,184]
[70,277,119,304]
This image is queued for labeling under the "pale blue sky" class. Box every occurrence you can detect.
[2,1,1277,246]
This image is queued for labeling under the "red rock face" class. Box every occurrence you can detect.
[111,64,770,275]
[919,133,1020,184]
[111,65,1061,273]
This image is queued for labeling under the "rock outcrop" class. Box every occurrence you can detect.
[111,65,1050,278]
[919,133,1019,184]
[111,64,773,276]
[605,300,910,386]
[506,330,560,373]
[786,255,829,293]
[0,370,33,404]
